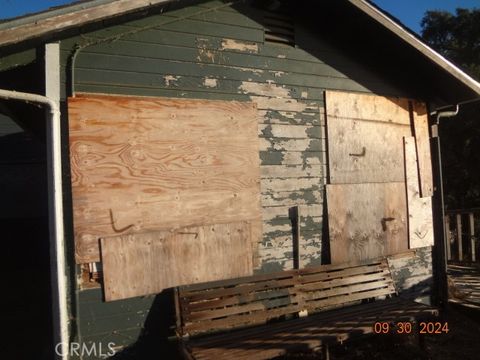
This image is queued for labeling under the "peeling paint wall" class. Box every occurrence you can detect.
[58,0,423,350]
[60,0,407,273]
[388,247,433,305]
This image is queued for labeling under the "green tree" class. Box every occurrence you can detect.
[421,8,480,209]
[422,8,480,80]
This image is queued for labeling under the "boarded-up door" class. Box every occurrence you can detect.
[325,91,414,263]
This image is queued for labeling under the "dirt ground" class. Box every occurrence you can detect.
[279,303,480,360]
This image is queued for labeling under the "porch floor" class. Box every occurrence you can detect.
[448,263,480,309]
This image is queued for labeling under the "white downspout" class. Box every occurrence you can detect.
[0,88,68,359]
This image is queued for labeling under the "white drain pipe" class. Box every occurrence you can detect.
[0,89,68,359]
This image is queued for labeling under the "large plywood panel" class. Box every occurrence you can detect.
[326,183,408,264]
[101,222,253,301]
[412,101,433,197]
[69,93,261,263]
[404,137,434,248]
[325,91,412,184]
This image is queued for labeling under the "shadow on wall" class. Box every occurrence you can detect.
[109,289,180,359]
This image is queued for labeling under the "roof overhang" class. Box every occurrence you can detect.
[350,0,480,97]
[0,0,175,48]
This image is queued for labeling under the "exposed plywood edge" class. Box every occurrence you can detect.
[0,0,175,47]
[349,0,480,96]
[404,137,434,248]
[101,222,253,301]
[412,101,433,197]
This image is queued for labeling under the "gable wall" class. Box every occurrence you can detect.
[57,0,433,354]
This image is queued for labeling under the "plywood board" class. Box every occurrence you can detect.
[69,93,261,263]
[412,101,433,197]
[325,91,411,124]
[325,91,412,184]
[326,183,408,264]
[101,222,253,301]
[404,137,434,248]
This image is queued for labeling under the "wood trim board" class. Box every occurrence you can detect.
[404,136,434,248]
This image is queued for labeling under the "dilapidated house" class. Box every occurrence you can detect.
[1,0,479,358]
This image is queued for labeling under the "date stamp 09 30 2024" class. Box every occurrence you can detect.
[373,321,449,335]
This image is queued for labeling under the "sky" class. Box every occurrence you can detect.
[372,0,480,33]
[0,0,479,34]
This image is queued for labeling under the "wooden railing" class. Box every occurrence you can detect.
[444,209,479,263]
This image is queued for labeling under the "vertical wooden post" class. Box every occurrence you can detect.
[456,214,463,261]
[296,206,301,269]
[290,206,301,269]
[469,213,475,262]
[445,215,451,261]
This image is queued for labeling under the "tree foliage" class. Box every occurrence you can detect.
[421,8,480,209]
[422,8,480,80]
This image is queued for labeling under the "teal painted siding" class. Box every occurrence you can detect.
[60,1,405,271]
[58,1,411,354]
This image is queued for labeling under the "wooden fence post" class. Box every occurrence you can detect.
[469,213,476,262]
[457,214,463,261]
[445,215,451,261]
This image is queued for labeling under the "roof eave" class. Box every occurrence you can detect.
[350,0,480,97]
[0,0,175,48]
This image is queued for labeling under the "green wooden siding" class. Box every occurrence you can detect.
[60,1,405,271]
[58,1,417,354]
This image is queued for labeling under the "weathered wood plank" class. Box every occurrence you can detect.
[101,222,253,301]
[300,271,391,292]
[326,116,411,183]
[325,91,412,184]
[445,215,452,261]
[303,280,394,301]
[404,137,434,248]
[259,124,322,139]
[262,204,323,221]
[469,213,476,262]
[412,101,433,197]
[69,93,261,263]
[260,165,322,179]
[261,178,321,193]
[261,189,322,207]
[325,91,411,124]
[326,183,408,264]
[457,214,463,261]
[0,0,177,47]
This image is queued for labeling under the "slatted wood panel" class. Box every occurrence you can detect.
[178,270,300,336]
[325,91,412,184]
[177,259,395,337]
[101,222,253,301]
[298,260,395,310]
[326,183,408,264]
[404,137,434,248]
[412,101,433,197]
[69,93,261,263]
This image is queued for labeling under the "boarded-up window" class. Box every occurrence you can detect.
[325,91,433,264]
[68,94,262,290]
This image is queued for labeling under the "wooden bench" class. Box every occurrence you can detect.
[174,258,438,359]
